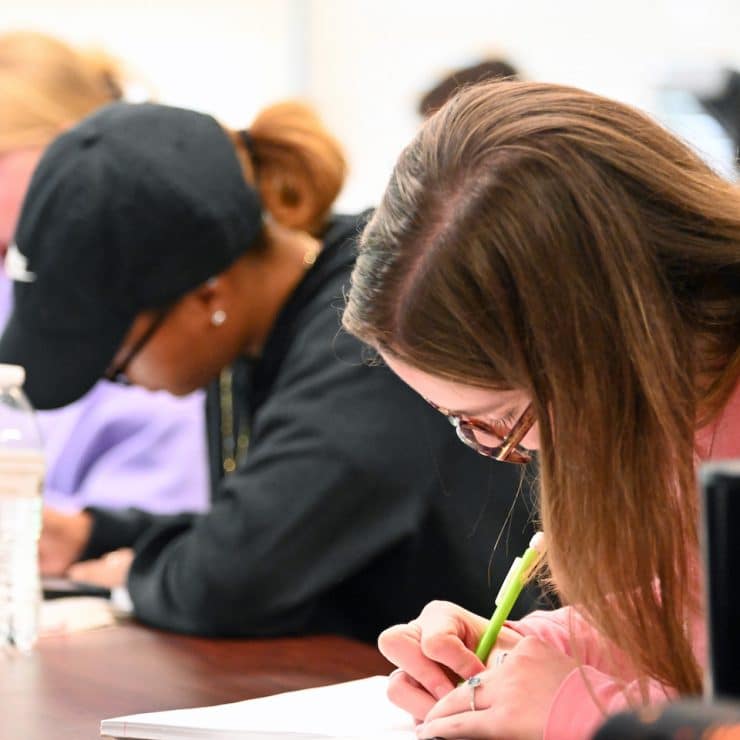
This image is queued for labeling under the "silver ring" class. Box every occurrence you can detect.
[494,651,509,666]
[467,674,482,712]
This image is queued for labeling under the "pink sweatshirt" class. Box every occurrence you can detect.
[507,380,740,739]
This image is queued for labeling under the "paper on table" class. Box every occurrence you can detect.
[101,675,415,739]
[40,596,116,636]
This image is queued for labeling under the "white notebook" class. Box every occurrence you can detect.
[100,675,415,739]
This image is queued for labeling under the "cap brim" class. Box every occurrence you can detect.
[0,311,130,410]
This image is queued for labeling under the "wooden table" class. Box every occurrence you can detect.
[0,621,393,739]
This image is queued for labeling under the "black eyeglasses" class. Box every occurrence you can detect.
[105,308,170,385]
[426,399,535,464]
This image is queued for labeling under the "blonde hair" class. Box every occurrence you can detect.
[344,80,740,696]
[0,31,124,154]
[228,102,347,235]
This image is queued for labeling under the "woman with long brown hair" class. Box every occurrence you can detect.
[1,94,539,641]
[343,80,740,738]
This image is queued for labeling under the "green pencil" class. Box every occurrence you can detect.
[474,531,546,662]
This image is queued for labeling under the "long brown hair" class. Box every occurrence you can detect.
[228,102,346,235]
[0,31,124,154]
[344,80,740,696]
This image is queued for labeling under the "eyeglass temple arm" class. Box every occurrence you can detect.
[496,404,536,460]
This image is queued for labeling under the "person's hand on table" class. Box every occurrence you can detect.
[378,600,523,721]
[40,507,92,576]
[67,548,134,589]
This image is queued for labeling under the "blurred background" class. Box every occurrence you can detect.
[3,0,739,210]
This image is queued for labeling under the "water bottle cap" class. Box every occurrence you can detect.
[0,364,26,388]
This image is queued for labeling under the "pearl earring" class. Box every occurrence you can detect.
[211,309,227,327]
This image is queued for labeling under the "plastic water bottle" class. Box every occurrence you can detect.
[0,364,44,652]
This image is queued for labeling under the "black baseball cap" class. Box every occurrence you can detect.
[0,102,262,409]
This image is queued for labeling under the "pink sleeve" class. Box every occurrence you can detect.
[544,666,674,739]
[506,606,610,663]
[506,607,674,739]
[507,606,634,673]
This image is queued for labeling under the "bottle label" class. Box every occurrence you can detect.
[0,449,45,498]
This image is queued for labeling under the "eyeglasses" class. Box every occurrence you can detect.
[425,399,535,464]
[105,308,170,385]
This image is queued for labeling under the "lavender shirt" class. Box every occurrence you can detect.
[0,271,209,514]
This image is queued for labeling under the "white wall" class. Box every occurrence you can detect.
[306,0,740,210]
[3,0,740,210]
[0,0,305,126]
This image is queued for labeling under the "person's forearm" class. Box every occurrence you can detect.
[126,522,314,638]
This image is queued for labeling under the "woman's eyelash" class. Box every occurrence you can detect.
[488,410,516,426]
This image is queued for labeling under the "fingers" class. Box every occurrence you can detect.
[424,637,543,723]
[379,601,490,727]
[417,637,566,739]
[414,602,487,680]
[66,559,103,583]
[386,670,437,721]
[379,622,456,701]
[67,548,133,588]
[425,673,489,722]
[417,709,501,740]
[379,601,487,695]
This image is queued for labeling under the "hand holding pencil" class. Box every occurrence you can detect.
[378,533,545,722]
[378,532,579,740]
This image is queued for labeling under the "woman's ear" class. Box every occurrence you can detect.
[184,276,229,327]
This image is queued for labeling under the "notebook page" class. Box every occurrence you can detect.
[101,675,415,739]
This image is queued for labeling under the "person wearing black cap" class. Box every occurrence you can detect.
[0,100,542,640]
